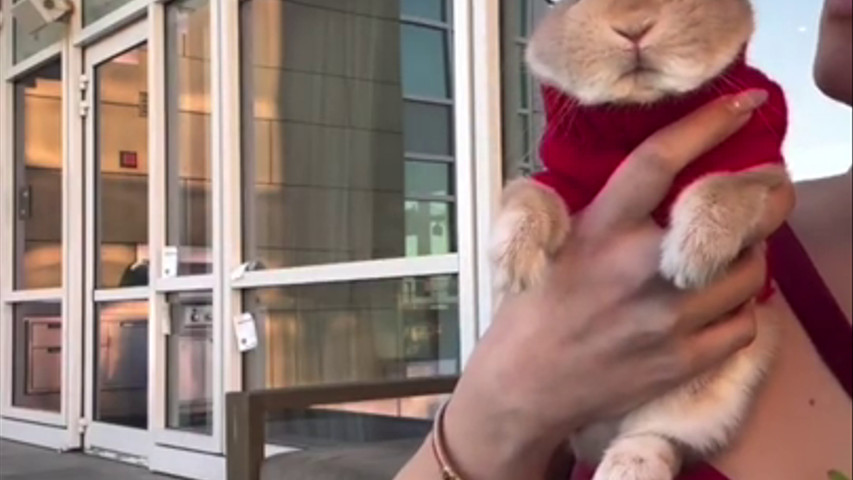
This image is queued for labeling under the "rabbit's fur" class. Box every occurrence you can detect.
[491,1,793,478]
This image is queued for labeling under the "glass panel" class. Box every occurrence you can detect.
[13,15,64,64]
[401,0,445,22]
[265,393,447,448]
[405,161,453,197]
[14,61,63,290]
[501,0,547,182]
[518,0,529,37]
[12,302,62,413]
[83,0,135,26]
[405,200,453,257]
[401,24,450,99]
[166,292,213,434]
[243,275,458,446]
[95,301,149,428]
[519,45,530,110]
[166,0,213,276]
[240,0,456,270]
[244,275,459,387]
[95,44,149,289]
[403,102,452,156]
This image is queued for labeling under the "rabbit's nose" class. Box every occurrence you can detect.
[613,22,655,44]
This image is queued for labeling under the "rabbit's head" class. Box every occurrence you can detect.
[526,0,755,105]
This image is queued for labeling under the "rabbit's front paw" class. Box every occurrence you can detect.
[490,179,570,294]
[593,436,680,480]
[659,172,774,289]
[660,217,743,289]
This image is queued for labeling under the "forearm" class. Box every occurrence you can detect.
[394,438,443,480]
[395,387,562,480]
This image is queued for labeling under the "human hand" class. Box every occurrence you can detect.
[396,90,783,480]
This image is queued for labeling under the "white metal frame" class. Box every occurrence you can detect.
[77,0,229,470]
[224,0,481,392]
[471,0,506,336]
[74,0,149,47]
[1,0,512,475]
[148,0,224,455]
[0,0,78,449]
[82,18,151,459]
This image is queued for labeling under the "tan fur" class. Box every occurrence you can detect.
[490,178,571,294]
[661,165,789,289]
[526,0,755,105]
[489,2,796,479]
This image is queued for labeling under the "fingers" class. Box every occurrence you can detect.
[582,90,769,234]
[683,304,758,373]
[675,246,767,332]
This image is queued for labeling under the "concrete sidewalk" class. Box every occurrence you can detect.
[0,440,171,479]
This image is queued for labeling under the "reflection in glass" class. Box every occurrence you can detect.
[166,292,213,434]
[13,16,65,64]
[405,201,453,257]
[401,0,445,21]
[244,275,459,390]
[13,303,62,413]
[405,161,453,197]
[403,102,453,156]
[95,44,150,288]
[83,0,135,26]
[166,0,213,276]
[95,301,149,428]
[14,61,63,290]
[401,24,450,99]
[500,0,549,181]
[243,275,459,446]
[240,0,456,270]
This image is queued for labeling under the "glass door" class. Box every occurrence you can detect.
[82,20,151,460]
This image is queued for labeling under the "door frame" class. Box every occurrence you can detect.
[0,0,81,451]
[82,19,152,460]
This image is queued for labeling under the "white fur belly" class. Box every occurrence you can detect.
[573,305,780,469]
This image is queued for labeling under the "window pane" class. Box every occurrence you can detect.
[13,302,62,413]
[167,292,213,435]
[404,102,452,156]
[95,301,149,428]
[401,24,450,99]
[14,61,63,290]
[96,45,149,289]
[13,16,64,64]
[166,0,213,276]
[243,275,459,391]
[83,0,135,26]
[401,0,445,21]
[240,0,456,270]
[245,275,459,447]
[405,161,453,197]
[405,201,453,257]
[501,0,547,182]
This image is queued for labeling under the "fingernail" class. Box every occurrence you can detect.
[731,89,769,113]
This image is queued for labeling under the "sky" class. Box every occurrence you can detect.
[750,0,853,181]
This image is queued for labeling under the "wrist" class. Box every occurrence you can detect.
[441,391,565,480]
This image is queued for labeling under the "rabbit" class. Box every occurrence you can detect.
[490,0,795,479]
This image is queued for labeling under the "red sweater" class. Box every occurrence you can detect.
[534,55,789,302]
[536,56,789,480]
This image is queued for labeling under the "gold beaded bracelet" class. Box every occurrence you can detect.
[431,400,464,480]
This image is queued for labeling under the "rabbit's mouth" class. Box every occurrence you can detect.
[620,62,660,80]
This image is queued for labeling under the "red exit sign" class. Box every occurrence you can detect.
[120,151,138,169]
